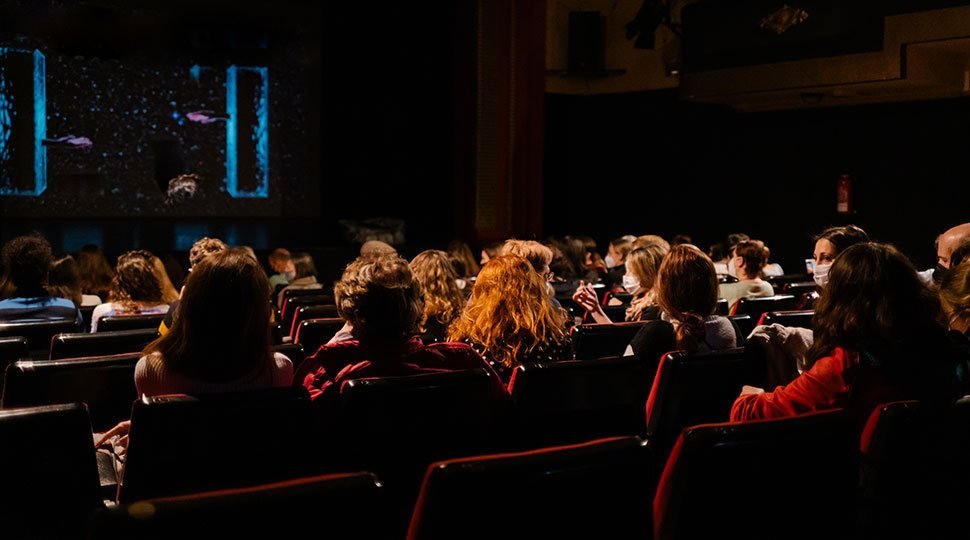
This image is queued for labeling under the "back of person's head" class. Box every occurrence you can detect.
[806,242,942,370]
[947,238,970,269]
[671,234,692,247]
[609,237,633,261]
[734,240,769,279]
[449,254,566,370]
[291,252,317,279]
[46,255,82,307]
[939,261,970,333]
[150,255,180,303]
[447,240,480,277]
[655,245,719,352]
[188,237,228,270]
[814,225,870,255]
[500,239,553,275]
[726,233,750,251]
[559,236,589,275]
[77,244,114,295]
[633,234,671,252]
[626,245,666,294]
[237,245,258,263]
[268,248,292,274]
[360,240,397,257]
[545,241,575,280]
[336,253,423,343]
[110,250,163,307]
[147,248,272,382]
[1,234,53,293]
[411,250,464,328]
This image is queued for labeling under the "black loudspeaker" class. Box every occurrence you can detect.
[568,11,603,74]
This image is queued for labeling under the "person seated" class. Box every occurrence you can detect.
[628,245,739,368]
[47,255,103,307]
[449,254,573,382]
[77,244,114,302]
[603,236,634,291]
[296,253,499,406]
[150,255,180,303]
[711,233,749,275]
[90,251,170,332]
[718,240,775,311]
[267,248,295,289]
[0,235,82,323]
[410,250,465,343]
[760,243,785,277]
[479,241,502,267]
[159,237,229,336]
[924,222,970,285]
[573,245,666,323]
[448,240,481,279]
[499,239,561,308]
[731,243,965,424]
[276,252,324,309]
[360,240,397,257]
[940,260,970,340]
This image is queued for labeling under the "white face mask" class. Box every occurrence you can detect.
[605,254,617,269]
[813,262,832,288]
[622,274,641,296]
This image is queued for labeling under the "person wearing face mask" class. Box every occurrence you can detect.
[573,245,666,324]
[603,236,634,292]
[718,240,775,312]
[713,233,750,276]
[919,222,970,285]
[809,225,871,290]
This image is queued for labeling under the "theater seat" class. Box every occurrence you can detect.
[0,336,29,378]
[0,403,103,539]
[0,319,81,359]
[272,343,306,372]
[281,295,334,334]
[294,318,345,355]
[730,294,798,319]
[645,348,762,457]
[290,304,340,339]
[654,410,857,540]
[92,472,390,540]
[782,281,817,297]
[407,436,653,540]
[2,353,140,432]
[49,328,158,360]
[570,321,647,360]
[119,386,320,503]
[508,356,654,446]
[757,309,814,329]
[98,314,166,333]
[727,314,753,342]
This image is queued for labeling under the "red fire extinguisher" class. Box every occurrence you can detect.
[837,174,852,214]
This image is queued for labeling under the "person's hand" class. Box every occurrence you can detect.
[95,420,131,451]
[740,385,764,396]
[572,281,600,313]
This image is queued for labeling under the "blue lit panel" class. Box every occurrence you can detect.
[0,48,46,196]
[225,65,269,198]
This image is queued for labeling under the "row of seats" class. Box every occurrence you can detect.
[7,396,967,540]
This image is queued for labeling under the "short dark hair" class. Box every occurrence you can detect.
[1,234,53,291]
[814,225,869,255]
[291,252,317,279]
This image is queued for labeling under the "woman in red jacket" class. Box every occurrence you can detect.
[731,242,965,423]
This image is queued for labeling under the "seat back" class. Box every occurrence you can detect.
[858,398,970,539]
[281,294,334,332]
[645,348,761,456]
[98,314,165,332]
[731,294,797,319]
[92,472,389,539]
[714,298,729,315]
[290,304,340,339]
[272,343,306,372]
[0,319,81,358]
[781,281,817,297]
[758,309,814,329]
[2,353,140,432]
[508,356,654,445]
[120,386,319,503]
[0,336,29,379]
[570,321,647,360]
[727,314,753,341]
[407,436,653,540]
[765,273,812,289]
[294,318,345,355]
[79,305,96,332]
[49,328,158,360]
[654,410,857,540]
[0,403,102,539]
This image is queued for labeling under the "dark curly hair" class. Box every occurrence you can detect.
[109,250,163,311]
[1,234,54,293]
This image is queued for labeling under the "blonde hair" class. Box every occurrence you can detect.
[940,261,970,328]
[335,253,423,342]
[448,255,567,371]
[624,245,667,321]
[633,235,670,252]
[500,239,553,274]
[410,250,465,330]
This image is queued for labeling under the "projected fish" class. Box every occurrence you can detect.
[186,110,230,124]
[42,135,93,148]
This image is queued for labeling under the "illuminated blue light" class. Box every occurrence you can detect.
[0,48,46,196]
[224,65,269,198]
[189,64,201,81]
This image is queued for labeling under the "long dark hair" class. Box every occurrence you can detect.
[804,242,943,371]
[77,244,114,297]
[46,255,83,307]
[814,225,869,254]
[145,248,272,382]
[655,245,719,353]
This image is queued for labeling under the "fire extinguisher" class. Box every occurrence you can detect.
[837,174,852,214]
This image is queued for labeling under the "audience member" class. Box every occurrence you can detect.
[448,240,481,278]
[296,253,499,409]
[361,240,397,257]
[410,250,465,343]
[449,254,572,382]
[574,245,666,323]
[159,237,229,336]
[77,244,114,300]
[719,240,775,311]
[940,260,970,338]
[560,236,599,283]
[267,248,295,289]
[277,252,324,309]
[46,255,102,307]
[480,242,501,267]
[604,235,635,292]
[151,255,180,303]
[712,233,749,275]
[928,222,970,284]
[0,235,81,323]
[761,242,785,277]
[731,243,964,424]
[90,250,169,332]
[632,234,671,252]
[628,245,738,367]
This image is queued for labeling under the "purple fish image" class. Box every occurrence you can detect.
[42,135,93,148]
[186,110,230,124]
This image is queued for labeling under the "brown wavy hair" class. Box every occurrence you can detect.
[804,243,944,370]
[151,256,180,303]
[448,254,567,371]
[500,239,553,275]
[108,250,164,311]
[188,237,228,270]
[46,255,83,307]
[145,248,272,382]
[410,250,465,330]
[654,245,719,353]
[77,244,114,298]
[335,253,424,342]
[734,240,769,279]
[448,240,480,277]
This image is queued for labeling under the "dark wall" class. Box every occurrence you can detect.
[544,91,970,271]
